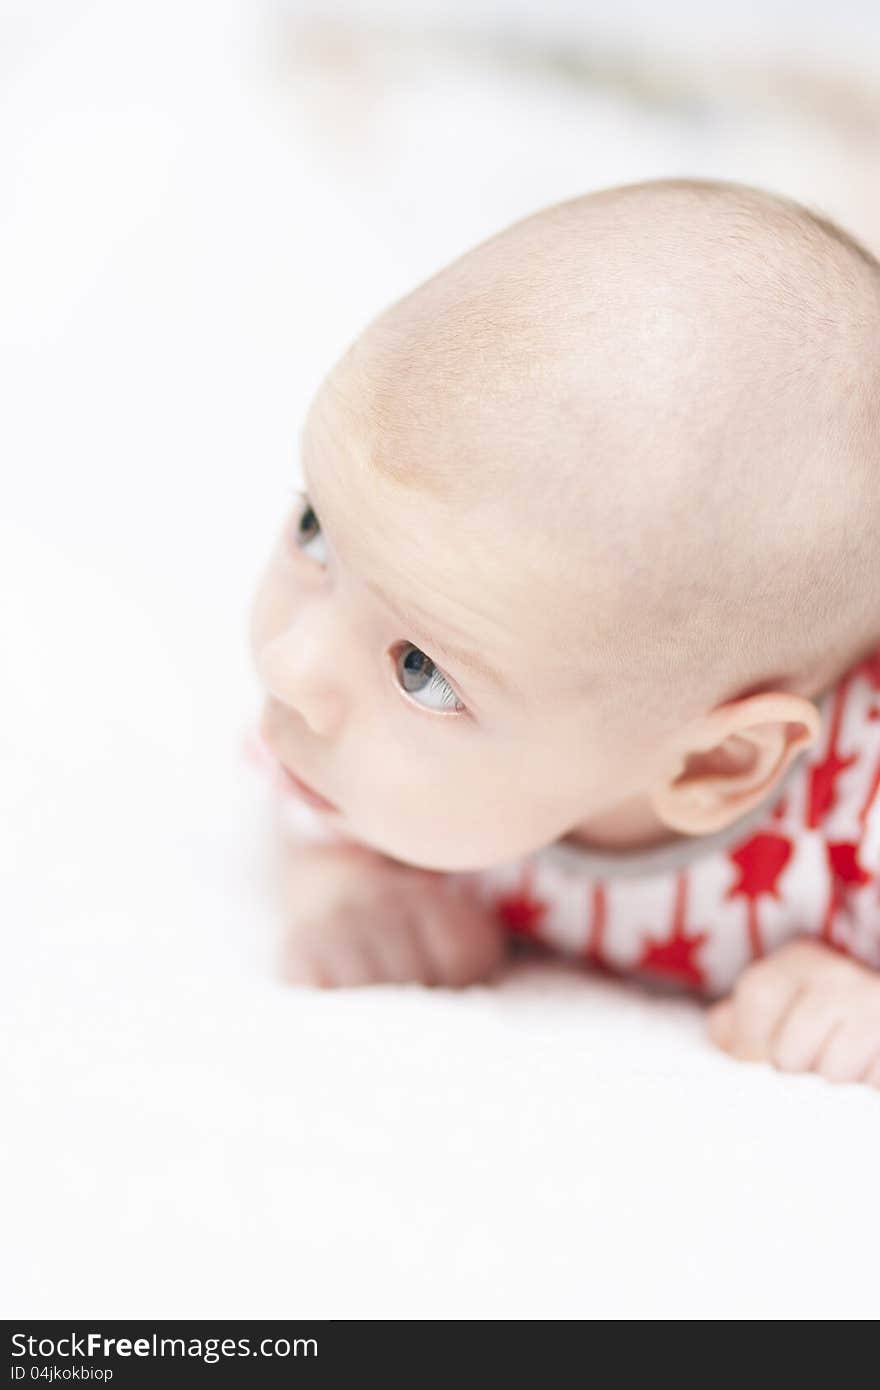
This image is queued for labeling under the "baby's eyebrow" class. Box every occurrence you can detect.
[299,449,510,694]
[363,575,509,693]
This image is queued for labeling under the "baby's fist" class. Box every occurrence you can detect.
[707,938,880,1088]
[280,848,506,990]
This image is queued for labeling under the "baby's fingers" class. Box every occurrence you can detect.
[281,916,379,989]
[864,1055,880,1089]
[708,966,803,1062]
[706,1000,734,1050]
[415,890,506,989]
[364,904,438,986]
[810,1014,880,1085]
[769,992,839,1073]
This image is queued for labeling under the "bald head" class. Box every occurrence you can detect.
[317,178,880,728]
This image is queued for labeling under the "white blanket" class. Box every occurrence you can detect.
[3,1,879,1318]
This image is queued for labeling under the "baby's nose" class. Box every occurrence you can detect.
[256,623,344,738]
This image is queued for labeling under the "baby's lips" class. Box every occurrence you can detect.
[242,726,330,805]
[240,726,280,775]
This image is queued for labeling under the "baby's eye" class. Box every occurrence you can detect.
[288,490,465,716]
[394,643,466,714]
[290,490,328,565]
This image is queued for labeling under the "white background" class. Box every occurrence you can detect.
[3,0,880,1317]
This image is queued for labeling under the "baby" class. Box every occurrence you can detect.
[249,177,880,1088]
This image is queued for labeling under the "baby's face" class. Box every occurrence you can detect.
[250,351,662,873]
[250,179,880,871]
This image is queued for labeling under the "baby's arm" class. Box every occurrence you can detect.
[707,939,880,1088]
[274,825,507,989]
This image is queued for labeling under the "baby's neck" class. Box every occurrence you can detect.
[560,791,689,856]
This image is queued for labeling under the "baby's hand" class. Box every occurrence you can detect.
[278,843,507,989]
[707,939,880,1088]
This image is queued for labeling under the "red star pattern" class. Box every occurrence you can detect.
[492,862,550,942]
[820,838,874,944]
[724,830,794,958]
[580,882,621,978]
[637,873,708,990]
[827,840,873,887]
[858,647,880,690]
[859,748,880,831]
[806,672,858,827]
[583,881,607,967]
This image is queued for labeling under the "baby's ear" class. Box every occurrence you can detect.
[648,692,820,836]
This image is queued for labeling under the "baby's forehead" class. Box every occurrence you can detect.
[303,380,619,705]
[308,309,671,640]
[307,179,880,707]
[325,249,749,495]
[309,341,601,581]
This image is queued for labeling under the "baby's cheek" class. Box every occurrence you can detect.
[365,757,557,872]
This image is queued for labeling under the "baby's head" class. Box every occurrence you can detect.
[251,178,880,872]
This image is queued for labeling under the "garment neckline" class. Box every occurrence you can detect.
[541,684,835,880]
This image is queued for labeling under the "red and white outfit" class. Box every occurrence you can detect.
[245,643,880,999]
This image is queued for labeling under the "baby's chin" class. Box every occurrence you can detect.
[342,813,544,875]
